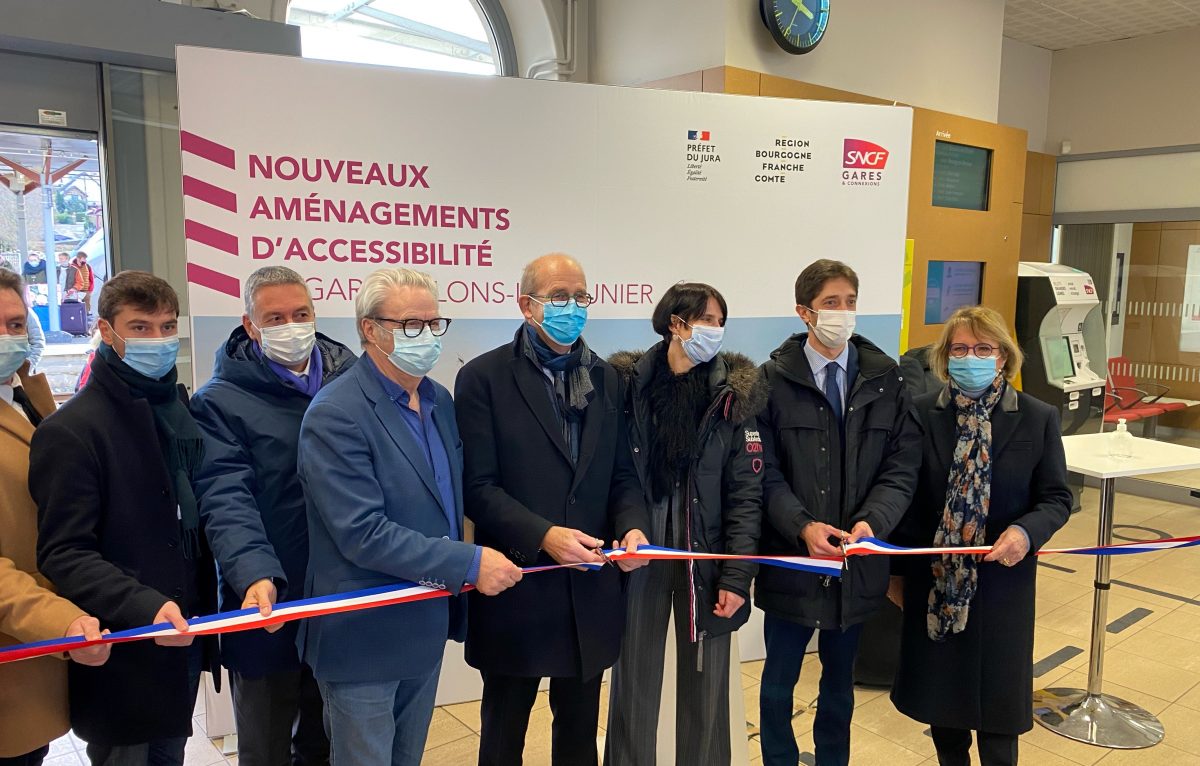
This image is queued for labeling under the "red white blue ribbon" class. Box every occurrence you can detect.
[3,536,1197,666]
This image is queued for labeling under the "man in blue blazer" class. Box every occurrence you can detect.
[297,268,523,766]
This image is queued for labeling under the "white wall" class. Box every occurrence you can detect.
[998,36,1051,153]
[1047,26,1200,155]
[589,0,726,85]
[723,0,1006,121]
[1055,150,1200,214]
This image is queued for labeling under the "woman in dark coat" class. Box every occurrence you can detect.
[604,282,765,765]
[890,306,1072,766]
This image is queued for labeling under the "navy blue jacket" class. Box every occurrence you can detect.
[296,355,477,683]
[191,327,357,677]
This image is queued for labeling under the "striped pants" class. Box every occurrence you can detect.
[603,559,732,766]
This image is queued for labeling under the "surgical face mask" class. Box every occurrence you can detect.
[256,321,316,366]
[676,319,724,365]
[805,308,856,349]
[948,355,1000,393]
[377,324,442,378]
[0,334,31,381]
[531,299,588,347]
[116,334,179,379]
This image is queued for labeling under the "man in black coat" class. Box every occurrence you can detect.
[454,253,650,766]
[31,271,217,766]
[755,260,922,766]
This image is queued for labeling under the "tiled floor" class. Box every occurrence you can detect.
[47,487,1200,764]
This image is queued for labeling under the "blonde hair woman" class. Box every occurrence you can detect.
[889,306,1071,766]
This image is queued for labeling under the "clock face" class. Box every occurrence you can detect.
[761,0,830,55]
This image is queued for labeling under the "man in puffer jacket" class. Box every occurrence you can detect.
[756,260,921,766]
[191,266,356,766]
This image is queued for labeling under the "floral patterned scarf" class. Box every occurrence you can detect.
[927,379,1005,641]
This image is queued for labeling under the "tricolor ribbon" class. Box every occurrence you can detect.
[3,536,1198,666]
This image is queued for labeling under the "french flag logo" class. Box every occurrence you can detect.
[688,130,711,141]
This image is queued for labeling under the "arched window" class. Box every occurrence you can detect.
[286,0,515,76]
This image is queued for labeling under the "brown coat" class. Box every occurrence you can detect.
[0,363,83,758]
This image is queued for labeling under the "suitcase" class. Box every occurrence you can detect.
[60,301,88,336]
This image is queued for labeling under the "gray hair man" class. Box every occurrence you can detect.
[454,253,649,766]
[297,267,522,766]
[190,265,357,765]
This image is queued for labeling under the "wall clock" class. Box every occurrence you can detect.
[760,0,830,55]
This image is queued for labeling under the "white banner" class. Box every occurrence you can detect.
[177,46,912,383]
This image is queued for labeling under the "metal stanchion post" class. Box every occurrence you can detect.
[1032,477,1164,748]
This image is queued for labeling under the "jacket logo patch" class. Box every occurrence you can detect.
[751,458,764,474]
[745,429,763,454]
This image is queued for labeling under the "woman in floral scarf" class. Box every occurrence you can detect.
[889,306,1071,766]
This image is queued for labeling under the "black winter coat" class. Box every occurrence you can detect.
[191,327,357,677]
[609,346,766,640]
[755,333,922,630]
[454,327,649,680]
[890,385,1072,735]
[30,353,218,746]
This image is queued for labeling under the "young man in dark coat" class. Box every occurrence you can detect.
[454,253,650,766]
[756,259,922,766]
[31,271,217,766]
[191,266,357,766]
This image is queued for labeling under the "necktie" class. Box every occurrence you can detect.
[824,362,843,423]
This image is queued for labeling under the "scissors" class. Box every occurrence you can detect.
[592,543,614,567]
[592,540,619,571]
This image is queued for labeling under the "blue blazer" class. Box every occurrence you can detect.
[296,355,476,683]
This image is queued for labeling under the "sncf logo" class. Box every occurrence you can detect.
[843,139,889,169]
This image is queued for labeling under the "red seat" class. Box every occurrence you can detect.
[1108,357,1187,412]
[1103,408,1154,425]
[1101,389,1163,425]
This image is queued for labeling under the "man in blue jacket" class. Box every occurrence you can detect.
[297,267,523,766]
[191,266,356,766]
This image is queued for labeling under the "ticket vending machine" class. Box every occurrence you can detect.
[1016,263,1108,513]
[1015,262,1108,434]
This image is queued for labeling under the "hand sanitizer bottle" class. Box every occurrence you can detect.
[1109,418,1135,459]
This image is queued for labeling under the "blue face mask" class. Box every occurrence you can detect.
[948,356,1000,393]
[118,334,179,380]
[0,334,31,381]
[378,324,442,378]
[532,299,588,347]
[677,319,724,365]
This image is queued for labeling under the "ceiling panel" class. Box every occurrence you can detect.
[1004,0,1200,50]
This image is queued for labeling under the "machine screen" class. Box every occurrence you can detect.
[925,261,984,324]
[1044,336,1076,380]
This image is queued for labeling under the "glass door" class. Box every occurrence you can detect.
[0,125,108,394]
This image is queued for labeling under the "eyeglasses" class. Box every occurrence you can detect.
[370,317,452,337]
[526,292,595,309]
[948,343,999,359]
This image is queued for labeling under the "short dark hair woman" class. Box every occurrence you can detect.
[604,282,766,764]
[889,306,1072,766]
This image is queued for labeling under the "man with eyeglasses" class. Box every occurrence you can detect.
[296,267,523,766]
[190,266,357,766]
[454,253,650,766]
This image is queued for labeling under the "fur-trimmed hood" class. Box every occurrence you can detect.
[608,343,769,424]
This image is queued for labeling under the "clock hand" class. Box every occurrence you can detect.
[790,0,815,21]
[786,8,799,35]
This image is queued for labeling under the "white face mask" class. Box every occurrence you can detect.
[256,321,316,365]
[806,308,856,349]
